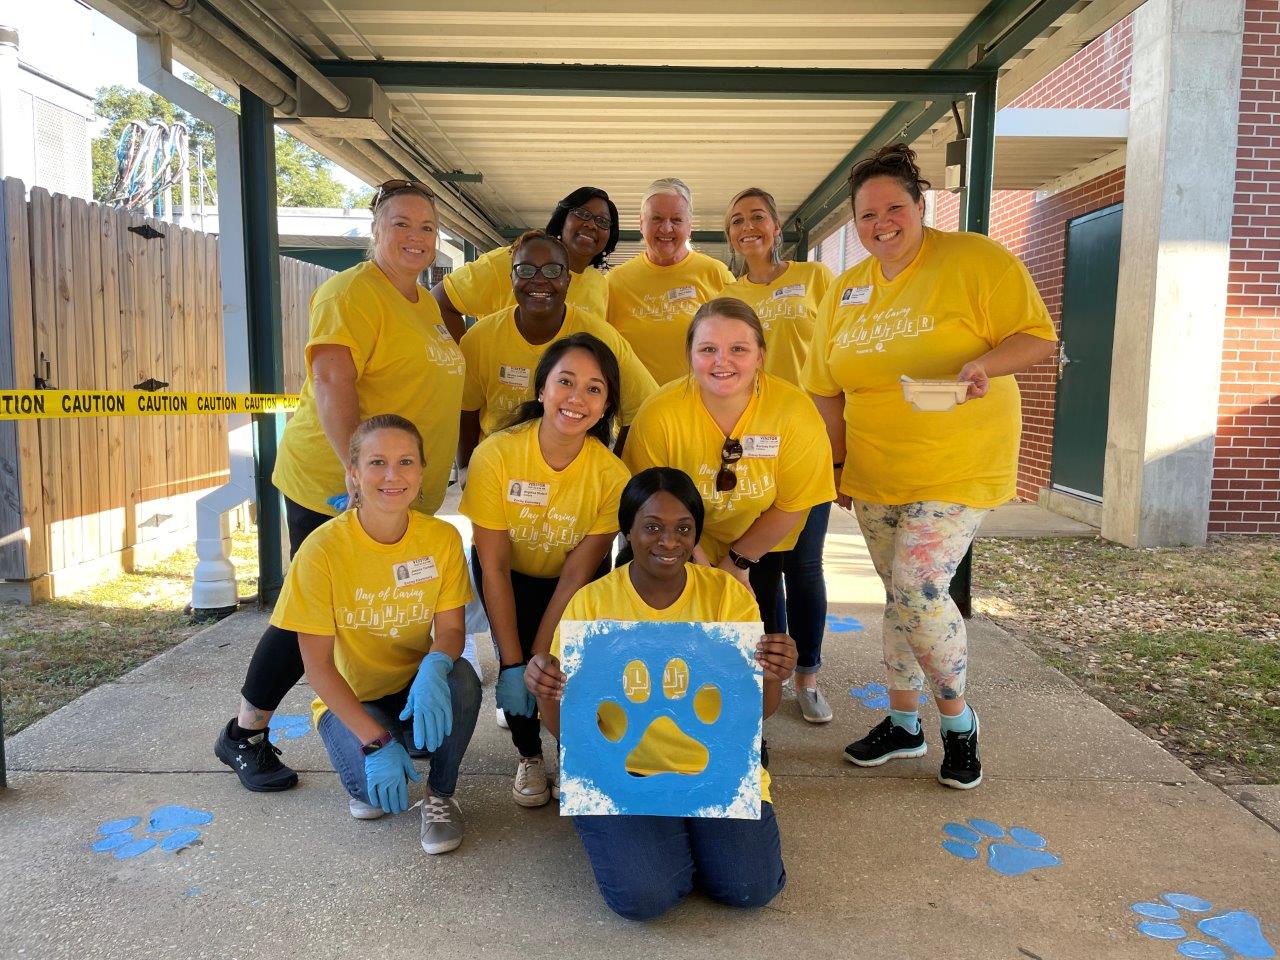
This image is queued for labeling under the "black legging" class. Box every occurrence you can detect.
[471,547,610,759]
[239,497,331,711]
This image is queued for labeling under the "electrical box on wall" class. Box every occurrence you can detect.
[945,137,969,193]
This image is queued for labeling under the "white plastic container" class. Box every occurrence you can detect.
[900,375,970,412]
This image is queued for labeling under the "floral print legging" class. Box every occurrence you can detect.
[852,500,989,702]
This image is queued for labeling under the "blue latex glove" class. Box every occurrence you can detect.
[363,740,420,815]
[398,651,454,751]
[326,493,350,511]
[496,663,537,718]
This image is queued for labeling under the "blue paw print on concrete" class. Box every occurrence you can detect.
[91,805,214,859]
[267,713,311,743]
[849,681,929,709]
[941,818,1062,877]
[825,614,864,634]
[1132,893,1275,959]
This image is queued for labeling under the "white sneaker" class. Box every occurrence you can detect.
[348,796,386,820]
[512,756,551,807]
[420,795,463,854]
[496,706,509,730]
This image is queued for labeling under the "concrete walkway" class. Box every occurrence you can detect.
[1,505,1276,960]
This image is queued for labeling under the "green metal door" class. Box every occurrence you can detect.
[1051,203,1122,499]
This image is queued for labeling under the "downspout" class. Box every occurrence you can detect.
[137,36,255,616]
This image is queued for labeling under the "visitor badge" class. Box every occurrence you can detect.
[666,285,697,302]
[393,556,438,586]
[498,365,530,388]
[741,434,780,458]
[507,480,550,506]
[840,286,872,306]
[773,283,806,300]
[434,323,450,339]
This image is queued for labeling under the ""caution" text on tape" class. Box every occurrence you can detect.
[0,390,300,420]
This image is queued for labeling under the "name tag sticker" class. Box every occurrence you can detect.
[741,434,781,458]
[667,285,697,302]
[840,286,872,306]
[434,323,451,339]
[393,556,438,586]
[498,365,531,388]
[508,480,550,506]
[773,283,806,300]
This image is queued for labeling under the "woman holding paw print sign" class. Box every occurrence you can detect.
[459,333,631,809]
[526,467,796,921]
[275,415,480,854]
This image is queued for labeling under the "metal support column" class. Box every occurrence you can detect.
[463,240,478,263]
[950,71,998,620]
[794,223,810,263]
[239,90,286,602]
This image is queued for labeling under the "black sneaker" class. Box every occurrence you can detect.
[938,711,982,790]
[843,716,927,766]
[214,720,299,792]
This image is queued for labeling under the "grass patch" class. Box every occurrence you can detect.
[0,529,259,735]
[974,535,1280,784]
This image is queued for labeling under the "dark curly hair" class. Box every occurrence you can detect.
[544,187,620,268]
[848,143,932,209]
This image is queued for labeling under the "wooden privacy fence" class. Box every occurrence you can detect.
[0,177,334,597]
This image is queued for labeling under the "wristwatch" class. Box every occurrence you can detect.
[727,548,757,570]
[360,731,394,756]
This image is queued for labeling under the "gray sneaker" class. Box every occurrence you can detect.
[348,796,386,820]
[420,795,463,854]
[798,686,834,724]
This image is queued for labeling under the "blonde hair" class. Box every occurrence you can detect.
[686,297,767,355]
[366,190,437,260]
[641,177,693,215]
[723,187,782,276]
[349,413,425,466]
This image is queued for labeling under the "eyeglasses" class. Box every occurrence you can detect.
[569,206,612,231]
[716,437,743,493]
[371,179,436,210]
[513,262,566,280]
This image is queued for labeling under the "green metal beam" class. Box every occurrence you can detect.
[960,74,999,234]
[314,60,987,100]
[240,89,286,604]
[790,0,1081,233]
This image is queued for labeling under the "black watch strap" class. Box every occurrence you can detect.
[360,731,393,756]
[728,548,757,570]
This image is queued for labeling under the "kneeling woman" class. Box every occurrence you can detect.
[274,414,480,853]
[460,333,631,807]
[527,467,796,920]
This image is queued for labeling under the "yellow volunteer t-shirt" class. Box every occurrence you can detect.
[551,563,770,802]
[623,374,835,562]
[721,261,834,387]
[270,510,472,728]
[442,244,609,320]
[459,304,658,439]
[272,260,465,516]
[802,228,1057,509]
[459,420,630,578]
[606,250,734,385]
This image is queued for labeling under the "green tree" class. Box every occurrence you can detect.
[92,78,359,210]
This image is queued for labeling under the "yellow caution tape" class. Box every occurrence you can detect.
[0,390,300,420]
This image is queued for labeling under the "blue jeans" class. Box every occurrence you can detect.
[316,659,481,801]
[775,501,831,674]
[572,804,786,920]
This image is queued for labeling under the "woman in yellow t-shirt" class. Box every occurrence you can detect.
[431,186,618,335]
[274,414,479,853]
[606,178,735,385]
[525,467,796,920]
[624,297,835,640]
[459,333,631,808]
[215,180,465,794]
[456,230,657,463]
[802,144,1057,790]
[721,188,837,725]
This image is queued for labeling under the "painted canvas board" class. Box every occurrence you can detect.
[558,619,763,819]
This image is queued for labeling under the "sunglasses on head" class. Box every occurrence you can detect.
[371,178,436,210]
[716,437,743,493]
[568,206,612,231]
[513,262,566,280]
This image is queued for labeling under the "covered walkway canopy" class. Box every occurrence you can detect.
[93,0,1141,595]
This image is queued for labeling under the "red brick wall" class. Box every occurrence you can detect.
[1010,16,1133,109]
[1215,0,1280,534]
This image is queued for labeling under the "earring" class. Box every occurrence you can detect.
[415,489,424,504]
[352,489,363,509]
